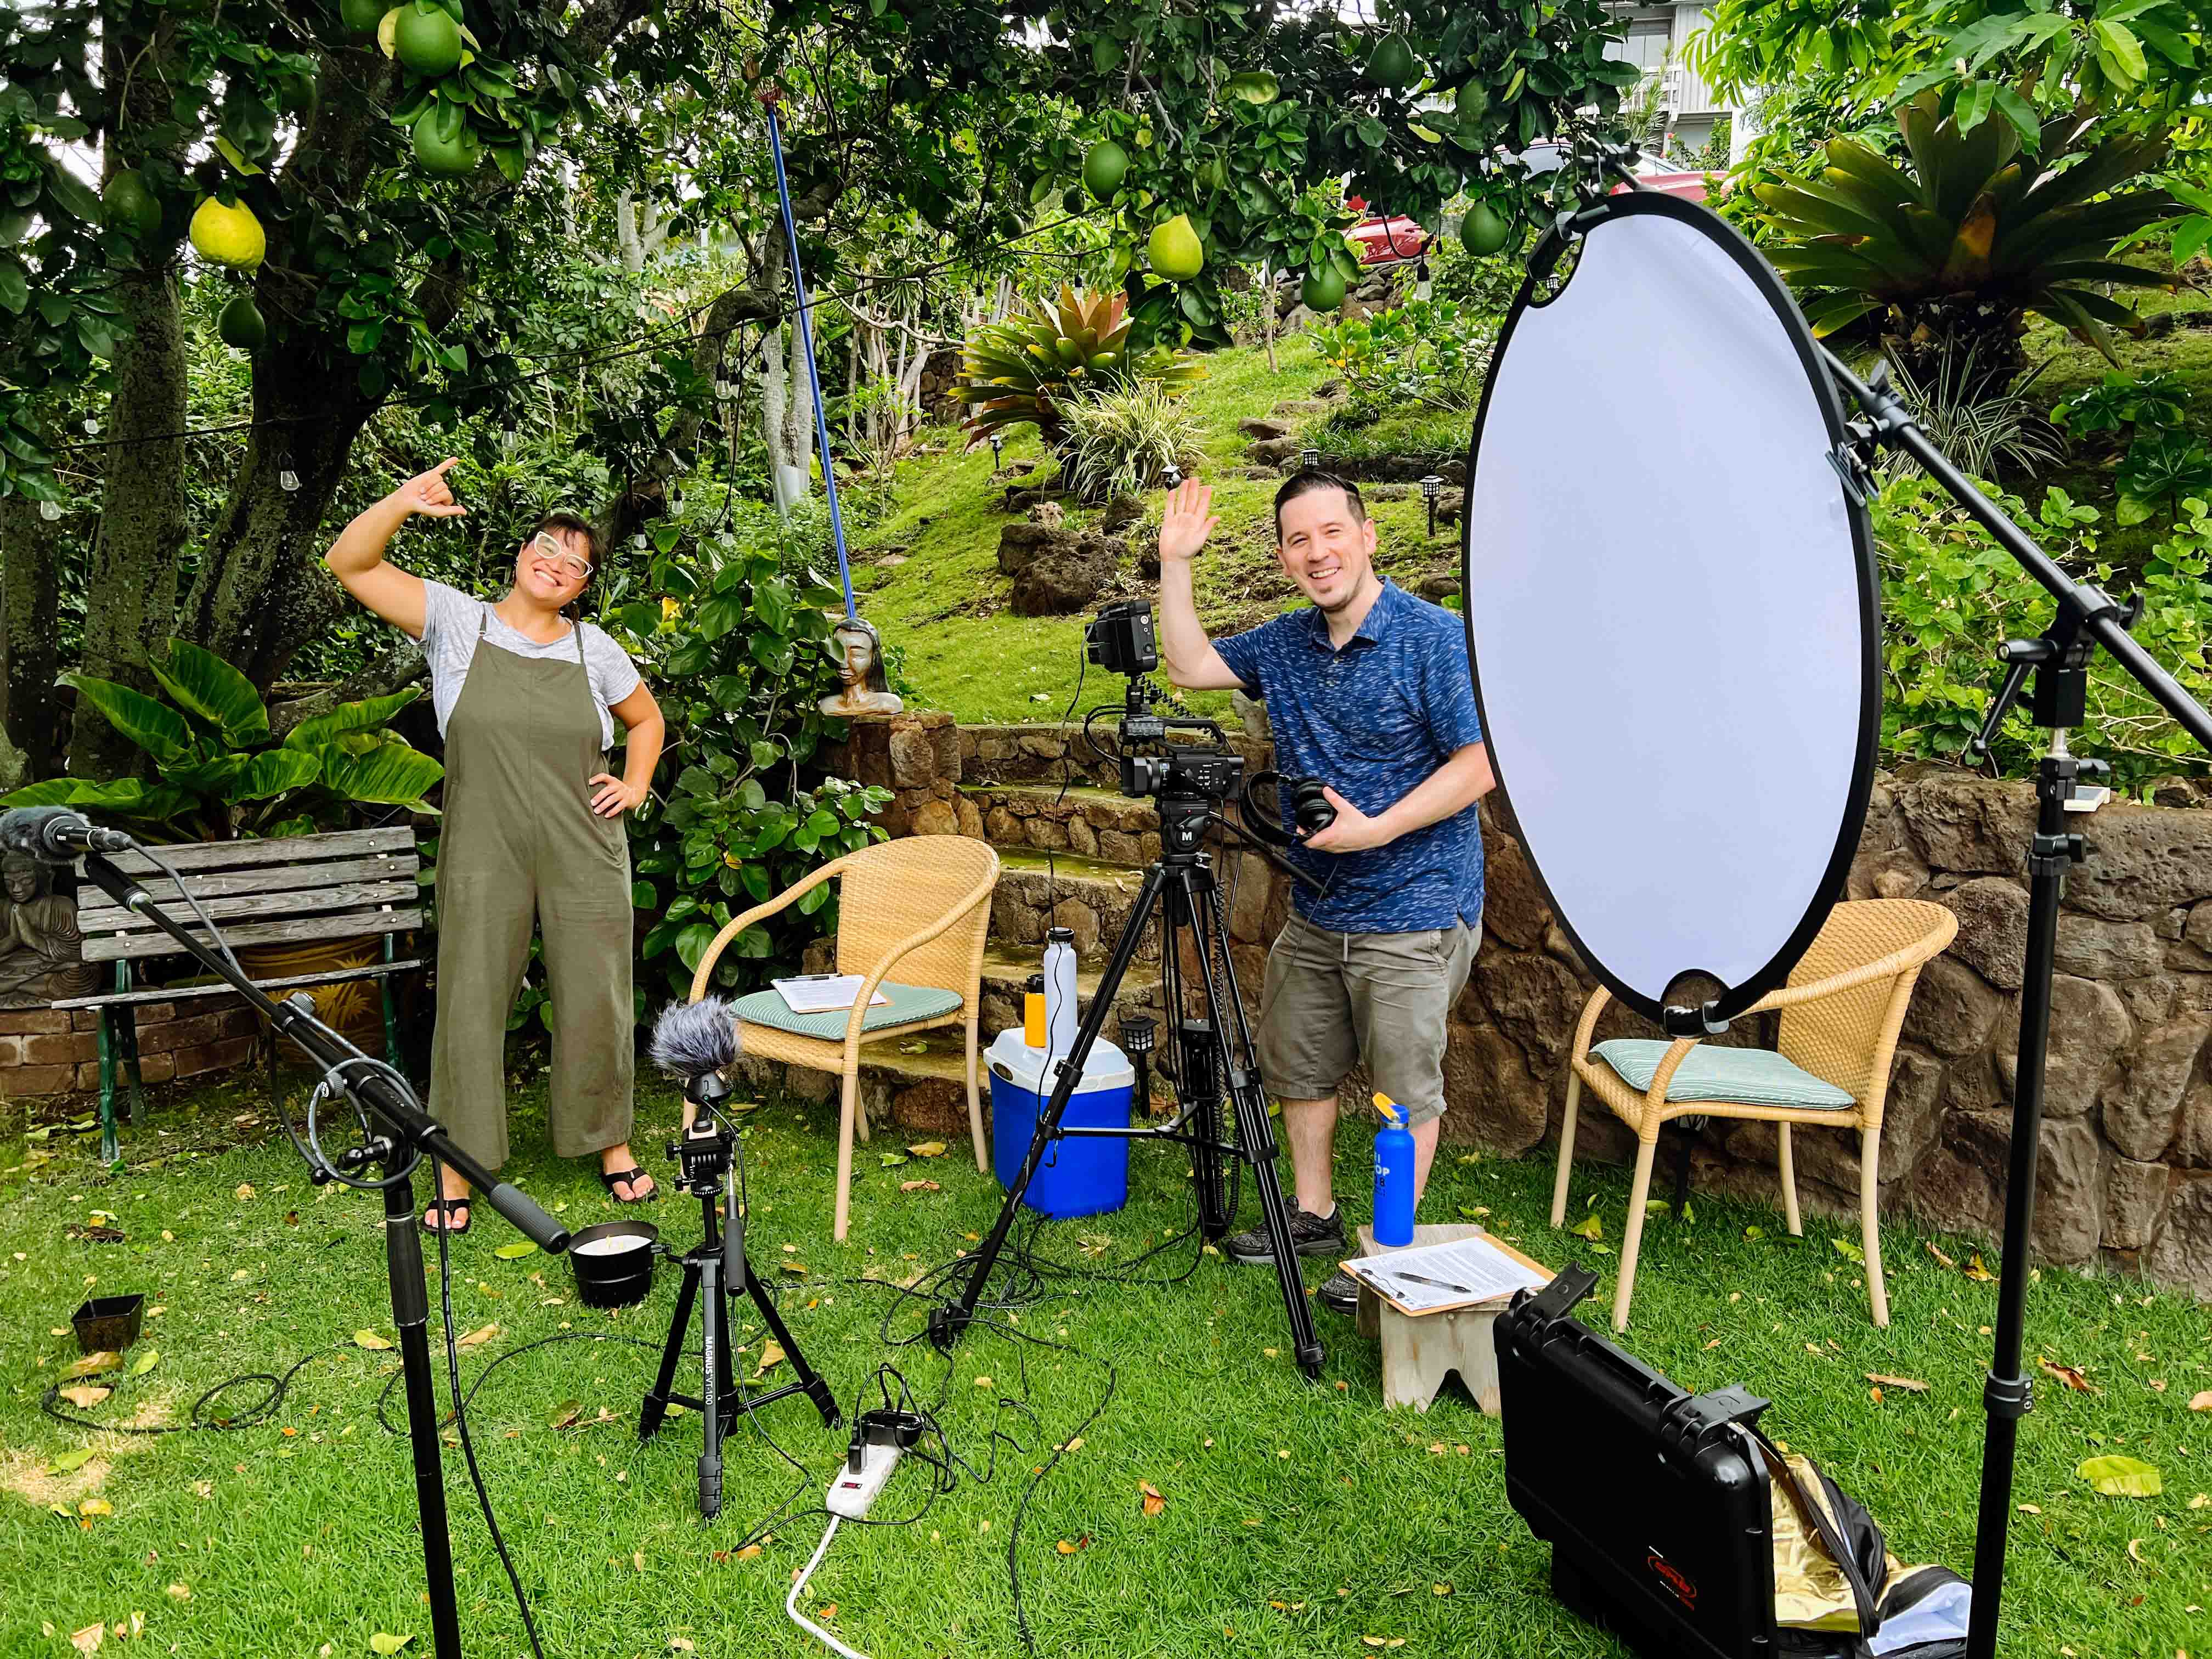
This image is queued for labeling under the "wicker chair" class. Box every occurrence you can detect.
[1551,899,1958,1331]
[689,836,1000,1240]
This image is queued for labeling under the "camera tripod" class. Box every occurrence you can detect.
[640,1077,839,1517]
[930,787,1327,1378]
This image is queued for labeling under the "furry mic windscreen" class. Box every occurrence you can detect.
[649,998,740,1079]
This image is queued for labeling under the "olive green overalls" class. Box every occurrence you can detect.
[428,610,634,1171]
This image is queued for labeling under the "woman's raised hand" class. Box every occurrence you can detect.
[396,458,467,519]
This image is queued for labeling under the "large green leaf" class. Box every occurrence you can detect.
[2,775,196,820]
[159,752,255,797]
[281,686,425,751]
[223,749,323,802]
[150,639,270,747]
[58,673,193,763]
[321,738,444,805]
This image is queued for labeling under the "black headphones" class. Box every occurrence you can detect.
[1239,769,1338,849]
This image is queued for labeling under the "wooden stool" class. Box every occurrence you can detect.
[1353,1223,1553,1415]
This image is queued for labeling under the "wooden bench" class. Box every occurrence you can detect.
[59,827,427,1163]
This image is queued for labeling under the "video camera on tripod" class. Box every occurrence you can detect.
[1084,601,1334,845]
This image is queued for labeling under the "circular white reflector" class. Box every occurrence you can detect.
[1462,191,1878,1027]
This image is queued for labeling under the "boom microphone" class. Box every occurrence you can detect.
[0,806,135,862]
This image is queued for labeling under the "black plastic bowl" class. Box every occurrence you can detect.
[568,1221,658,1308]
[73,1293,145,1354]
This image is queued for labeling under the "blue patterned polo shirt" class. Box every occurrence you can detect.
[1214,580,1486,933]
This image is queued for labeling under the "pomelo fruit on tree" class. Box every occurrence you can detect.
[1462,202,1511,256]
[1082,139,1128,201]
[413,111,482,176]
[1148,214,1204,281]
[1366,33,1417,89]
[103,170,162,239]
[1300,264,1347,312]
[218,293,268,351]
[340,0,385,35]
[189,197,266,272]
[394,3,463,75]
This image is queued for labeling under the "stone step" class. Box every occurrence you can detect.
[962,782,1161,862]
[990,847,1160,962]
[976,940,1163,1043]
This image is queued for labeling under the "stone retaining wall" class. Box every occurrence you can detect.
[948,724,2212,1299]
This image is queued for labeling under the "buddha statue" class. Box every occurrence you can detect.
[0,852,98,1008]
[816,615,905,718]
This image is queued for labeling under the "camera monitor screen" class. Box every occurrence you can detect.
[1459,191,1878,1026]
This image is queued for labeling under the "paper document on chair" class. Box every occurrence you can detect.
[1342,1234,1552,1314]
[771,974,891,1014]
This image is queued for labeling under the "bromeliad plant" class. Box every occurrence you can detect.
[1757,93,2176,403]
[957,287,1204,448]
[0,641,442,838]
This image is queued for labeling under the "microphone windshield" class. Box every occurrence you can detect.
[0,806,80,859]
[649,997,740,1079]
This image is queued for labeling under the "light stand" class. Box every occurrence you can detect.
[639,1073,839,1517]
[76,849,569,1659]
[1819,353,2212,1659]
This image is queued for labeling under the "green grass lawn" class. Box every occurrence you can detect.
[2,1076,2205,1658]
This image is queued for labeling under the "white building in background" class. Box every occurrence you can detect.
[1605,3,1736,162]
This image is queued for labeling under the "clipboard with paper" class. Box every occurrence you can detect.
[1341,1231,1553,1317]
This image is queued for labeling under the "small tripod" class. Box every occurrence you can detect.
[932,781,1327,1378]
[640,1074,838,1518]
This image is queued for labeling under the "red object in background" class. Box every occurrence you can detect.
[1343,198,1432,267]
[1613,166,1709,202]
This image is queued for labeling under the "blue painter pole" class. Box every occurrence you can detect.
[764,101,857,620]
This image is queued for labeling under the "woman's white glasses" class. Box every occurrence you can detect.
[529,531,593,580]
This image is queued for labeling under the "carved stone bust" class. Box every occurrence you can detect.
[817,614,905,719]
[0,852,97,1008]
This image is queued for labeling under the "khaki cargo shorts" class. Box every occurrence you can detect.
[1253,909,1479,1128]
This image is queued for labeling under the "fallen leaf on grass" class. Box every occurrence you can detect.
[546,1399,584,1430]
[1963,1251,1996,1282]
[2037,1357,2097,1394]
[128,1349,158,1377]
[900,1178,940,1193]
[733,1543,763,1560]
[165,1585,189,1601]
[354,1331,393,1351]
[2188,1391,2212,1412]
[1138,1480,1166,1517]
[879,1153,908,1167]
[1831,1238,1864,1264]
[906,1142,947,1158]
[493,1242,537,1260]
[668,1639,695,1653]
[1054,1536,1091,1554]
[234,1184,255,1201]
[1566,1214,1602,1241]
[2126,1538,2147,1565]
[2190,1493,2209,1510]
[456,1324,500,1350]
[63,1351,121,1380]
[58,1386,110,1409]
[369,1635,414,1656]
[77,1497,112,1517]
[780,1263,808,1276]
[1866,1374,1930,1394]
[48,1447,97,1474]
[1926,1242,1956,1269]
[754,1341,785,1378]
[70,1623,104,1656]
[2077,1455,2162,1498]
[1432,1583,1452,1597]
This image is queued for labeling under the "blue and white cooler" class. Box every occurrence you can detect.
[985,1028,1133,1218]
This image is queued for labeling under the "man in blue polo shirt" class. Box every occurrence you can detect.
[1156,470,1493,1317]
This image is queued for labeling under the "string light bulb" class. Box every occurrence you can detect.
[38,499,62,521]
[280,469,301,493]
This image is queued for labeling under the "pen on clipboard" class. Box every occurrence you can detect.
[1384,1268,1477,1296]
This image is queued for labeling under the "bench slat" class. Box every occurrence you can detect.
[75,855,420,921]
[77,877,420,941]
[100,826,416,876]
[52,958,429,1011]
[80,906,422,962]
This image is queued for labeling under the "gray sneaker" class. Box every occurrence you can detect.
[1316,1268,1362,1318]
[1223,1203,1346,1266]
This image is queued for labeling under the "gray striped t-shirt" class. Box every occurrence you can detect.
[416,579,642,748]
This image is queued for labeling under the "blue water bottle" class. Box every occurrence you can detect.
[1372,1092,1415,1246]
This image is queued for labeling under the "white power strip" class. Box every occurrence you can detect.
[827,1441,901,1519]
[789,1443,906,1659]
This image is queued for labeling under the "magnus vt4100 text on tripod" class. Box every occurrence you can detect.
[929,601,1327,1378]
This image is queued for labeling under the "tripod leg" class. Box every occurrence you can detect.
[748,1270,841,1429]
[935,862,1171,1347]
[698,1249,724,1519]
[1181,867,1324,1379]
[640,1259,701,1442]
[383,1174,465,1659]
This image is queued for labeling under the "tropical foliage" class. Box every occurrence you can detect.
[957,288,1204,447]
[0,640,440,838]
[1058,381,1205,501]
[1756,94,2176,396]
[1308,297,1495,420]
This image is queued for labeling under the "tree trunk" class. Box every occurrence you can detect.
[1260,258,1279,374]
[782,305,816,507]
[71,263,189,777]
[1,494,67,785]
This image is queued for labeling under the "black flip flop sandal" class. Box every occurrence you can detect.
[424,1195,472,1235]
[599,1166,660,1204]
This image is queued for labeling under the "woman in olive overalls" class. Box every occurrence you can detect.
[325,461,667,1233]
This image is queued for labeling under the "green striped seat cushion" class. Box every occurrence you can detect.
[733,982,963,1043]
[1590,1040,1855,1110]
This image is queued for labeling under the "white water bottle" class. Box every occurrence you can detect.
[1042,927,1079,1059]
